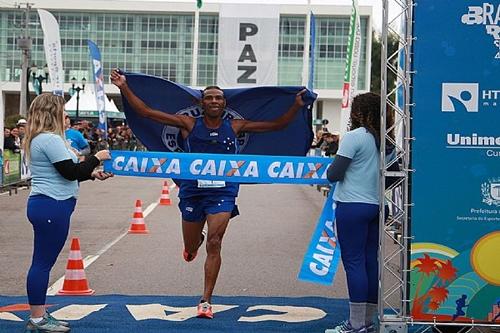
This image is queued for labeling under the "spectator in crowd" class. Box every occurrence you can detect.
[4,127,21,153]
[10,127,21,148]
[3,127,12,151]
[64,115,90,157]
[17,118,27,141]
[313,131,328,149]
[323,131,340,157]
[17,125,26,142]
[326,92,395,333]
[22,93,112,332]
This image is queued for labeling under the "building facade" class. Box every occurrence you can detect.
[0,0,372,132]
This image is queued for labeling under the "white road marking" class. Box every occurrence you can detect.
[239,305,326,322]
[51,304,108,320]
[47,201,159,295]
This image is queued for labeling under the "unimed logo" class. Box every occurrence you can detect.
[441,83,479,112]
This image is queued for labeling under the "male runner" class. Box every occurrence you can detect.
[111,69,307,318]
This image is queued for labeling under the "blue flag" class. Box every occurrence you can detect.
[120,73,317,156]
[88,40,107,138]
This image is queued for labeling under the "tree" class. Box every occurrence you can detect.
[370,30,399,96]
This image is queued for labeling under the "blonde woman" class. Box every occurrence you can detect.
[23,93,112,332]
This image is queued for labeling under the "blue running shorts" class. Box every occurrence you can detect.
[179,196,239,222]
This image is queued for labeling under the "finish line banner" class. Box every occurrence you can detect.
[298,188,341,285]
[104,151,331,185]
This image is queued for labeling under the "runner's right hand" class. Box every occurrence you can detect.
[110,69,126,89]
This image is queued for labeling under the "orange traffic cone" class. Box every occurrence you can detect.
[159,181,172,206]
[128,199,149,234]
[57,238,95,295]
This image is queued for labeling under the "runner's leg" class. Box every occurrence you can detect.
[182,219,205,255]
[202,212,231,303]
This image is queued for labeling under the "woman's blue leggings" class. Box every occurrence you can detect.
[26,195,76,305]
[335,201,386,303]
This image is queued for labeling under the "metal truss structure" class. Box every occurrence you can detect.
[379,0,413,332]
[379,1,499,333]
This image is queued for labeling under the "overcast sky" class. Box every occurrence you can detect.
[124,0,400,31]
[0,0,398,30]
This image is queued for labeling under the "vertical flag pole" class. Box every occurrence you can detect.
[191,3,200,87]
[302,0,312,87]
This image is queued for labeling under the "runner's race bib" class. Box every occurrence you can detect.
[197,180,226,188]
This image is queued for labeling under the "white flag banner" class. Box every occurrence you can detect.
[217,4,279,87]
[37,9,64,96]
[339,0,362,135]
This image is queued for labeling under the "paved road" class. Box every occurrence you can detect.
[0,177,348,299]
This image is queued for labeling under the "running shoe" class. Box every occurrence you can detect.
[44,312,70,327]
[25,317,70,332]
[183,229,206,262]
[197,301,214,319]
[365,323,376,333]
[325,320,369,333]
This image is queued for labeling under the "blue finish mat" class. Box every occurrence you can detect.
[0,295,349,333]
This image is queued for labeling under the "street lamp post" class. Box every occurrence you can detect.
[71,77,86,121]
[30,64,49,95]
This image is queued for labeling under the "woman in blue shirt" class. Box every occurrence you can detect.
[326,92,395,333]
[23,93,113,332]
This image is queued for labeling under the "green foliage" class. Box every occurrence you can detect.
[370,30,399,96]
[5,114,24,129]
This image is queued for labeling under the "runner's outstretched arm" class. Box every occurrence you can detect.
[232,89,307,134]
[110,69,193,131]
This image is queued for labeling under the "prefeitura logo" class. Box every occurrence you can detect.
[160,105,249,152]
[461,3,500,59]
[481,178,500,206]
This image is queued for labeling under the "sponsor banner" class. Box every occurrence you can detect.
[120,73,316,156]
[217,4,279,87]
[411,0,500,323]
[37,9,64,96]
[88,40,107,137]
[298,188,341,285]
[104,150,331,185]
[2,150,21,185]
[339,0,362,135]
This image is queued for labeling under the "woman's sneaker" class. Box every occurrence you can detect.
[25,317,70,332]
[325,320,369,333]
[365,323,376,333]
[44,312,70,327]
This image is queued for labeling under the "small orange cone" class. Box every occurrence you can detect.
[129,200,149,234]
[159,181,172,206]
[57,238,95,295]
